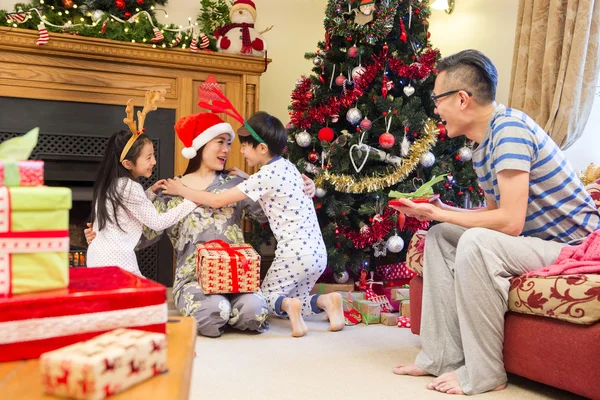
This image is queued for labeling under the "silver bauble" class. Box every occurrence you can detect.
[386,235,405,253]
[346,107,363,125]
[420,151,436,168]
[334,271,350,284]
[351,65,366,81]
[458,146,473,162]
[304,162,318,174]
[295,131,312,148]
[91,10,104,22]
[315,188,327,198]
[312,56,323,67]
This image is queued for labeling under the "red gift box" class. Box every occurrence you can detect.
[376,262,416,280]
[398,316,411,328]
[0,266,167,362]
[0,160,44,187]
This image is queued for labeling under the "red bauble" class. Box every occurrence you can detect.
[335,75,346,86]
[437,123,447,136]
[62,0,74,7]
[318,127,335,143]
[115,0,126,10]
[137,0,145,4]
[308,150,319,163]
[379,132,395,149]
[305,92,313,99]
[348,46,358,58]
[124,11,131,18]
[359,118,372,131]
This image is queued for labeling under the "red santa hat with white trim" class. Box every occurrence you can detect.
[230,0,257,20]
[175,113,235,159]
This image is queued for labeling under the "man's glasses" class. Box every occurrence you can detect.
[430,89,473,106]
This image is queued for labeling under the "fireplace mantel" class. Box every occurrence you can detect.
[0,26,270,175]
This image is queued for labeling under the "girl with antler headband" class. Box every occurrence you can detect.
[86,91,199,276]
[160,78,345,337]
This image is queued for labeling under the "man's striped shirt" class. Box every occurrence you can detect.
[472,104,599,243]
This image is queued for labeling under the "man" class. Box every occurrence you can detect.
[391,49,599,395]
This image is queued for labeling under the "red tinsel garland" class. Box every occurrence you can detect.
[290,49,439,130]
[340,208,395,249]
[404,217,430,233]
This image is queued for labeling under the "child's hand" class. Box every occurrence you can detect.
[229,167,250,180]
[151,179,167,194]
[161,177,185,196]
[301,174,316,198]
[84,222,96,245]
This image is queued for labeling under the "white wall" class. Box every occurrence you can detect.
[2,0,598,169]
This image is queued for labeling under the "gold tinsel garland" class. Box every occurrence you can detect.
[315,119,439,193]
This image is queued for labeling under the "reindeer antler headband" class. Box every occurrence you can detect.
[196,76,266,145]
[120,90,166,162]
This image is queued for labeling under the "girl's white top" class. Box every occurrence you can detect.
[86,177,196,276]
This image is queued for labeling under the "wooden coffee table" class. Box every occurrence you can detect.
[0,317,197,399]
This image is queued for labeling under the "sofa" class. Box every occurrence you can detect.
[405,179,600,399]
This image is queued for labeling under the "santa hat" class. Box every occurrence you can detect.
[175,113,235,159]
[230,0,257,21]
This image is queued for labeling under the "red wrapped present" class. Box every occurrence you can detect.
[0,267,167,362]
[40,329,167,400]
[197,240,260,294]
[398,316,411,328]
[376,262,416,280]
[0,160,44,187]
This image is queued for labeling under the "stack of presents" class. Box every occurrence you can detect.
[311,262,416,328]
[0,130,169,399]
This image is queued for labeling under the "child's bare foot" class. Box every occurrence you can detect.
[427,371,507,394]
[316,292,344,331]
[392,364,430,376]
[282,298,307,337]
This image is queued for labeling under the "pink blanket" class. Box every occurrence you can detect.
[525,230,600,277]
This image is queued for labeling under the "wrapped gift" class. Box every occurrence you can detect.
[357,300,380,325]
[381,312,399,326]
[383,287,402,312]
[0,267,167,362]
[41,328,167,400]
[197,240,260,294]
[376,262,416,280]
[310,282,354,295]
[398,316,411,328]
[401,300,411,317]
[0,160,44,187]
[392,287,410,301]
[0,185,71,297]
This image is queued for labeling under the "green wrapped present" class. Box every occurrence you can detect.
[0,186,71,296]
[357,299,381,325]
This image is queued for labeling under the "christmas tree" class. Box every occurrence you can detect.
[286,0,484,281]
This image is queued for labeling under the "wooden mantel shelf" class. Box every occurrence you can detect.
[0,26,271,175]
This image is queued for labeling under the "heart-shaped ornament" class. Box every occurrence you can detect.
[403,85,415,97]
[349,143,370,173]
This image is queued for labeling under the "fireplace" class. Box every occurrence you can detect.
[0,97,176,286]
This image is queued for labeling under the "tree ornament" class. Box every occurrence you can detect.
[92,10,104,22]
[151,28,164,43]
[35,23,49,46]
[335,75,346,87]
[62,0,74,8]
[308,150,319,163]
[359,117,372,131]
[379,133,395,149]
[334,271,350,284]
[403,84,415,97]
[351,65,366,81]
[331,114,339,123]
[348,45,358,58]
[315,187,327,198]
[400,134,410,157]
[373,240,388,257]
[305,91,313,100]
[137,0,145,4]
[115,0,126,11]
[318,127,335,143]
[458,146,473,162]
[382,75,389,98]
[346,107,362,125]
[437,123,447,136]
[387,235,404,253]
[420,151,436,168]
[312,56,323,67]
[295,131,312,148]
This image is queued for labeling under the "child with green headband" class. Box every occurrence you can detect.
[162,111,344,338]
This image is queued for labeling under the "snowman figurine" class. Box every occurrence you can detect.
[214,0,266,57]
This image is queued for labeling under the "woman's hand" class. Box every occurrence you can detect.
[161,176,185,196]
[229,167,250,180]
[150,179,167,194]
[302,174,316,198]
[84,222,96,245]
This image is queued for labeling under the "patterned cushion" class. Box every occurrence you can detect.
[405,181,600,324]
[508,274,600,324]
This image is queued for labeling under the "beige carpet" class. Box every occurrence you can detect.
[188,314,584,400]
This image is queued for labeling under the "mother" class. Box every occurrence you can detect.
[88,113,314,338]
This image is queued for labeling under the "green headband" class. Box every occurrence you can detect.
[244,121,267,145]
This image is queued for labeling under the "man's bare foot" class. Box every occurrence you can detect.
[282,298,308,337]
[427,371,507,395]
[316,292,344,331]
[392,364,430,376]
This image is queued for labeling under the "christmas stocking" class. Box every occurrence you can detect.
[36,23,49,46]
[199,34,210,49]
[151,27,164,43]
[190,37,198,52]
